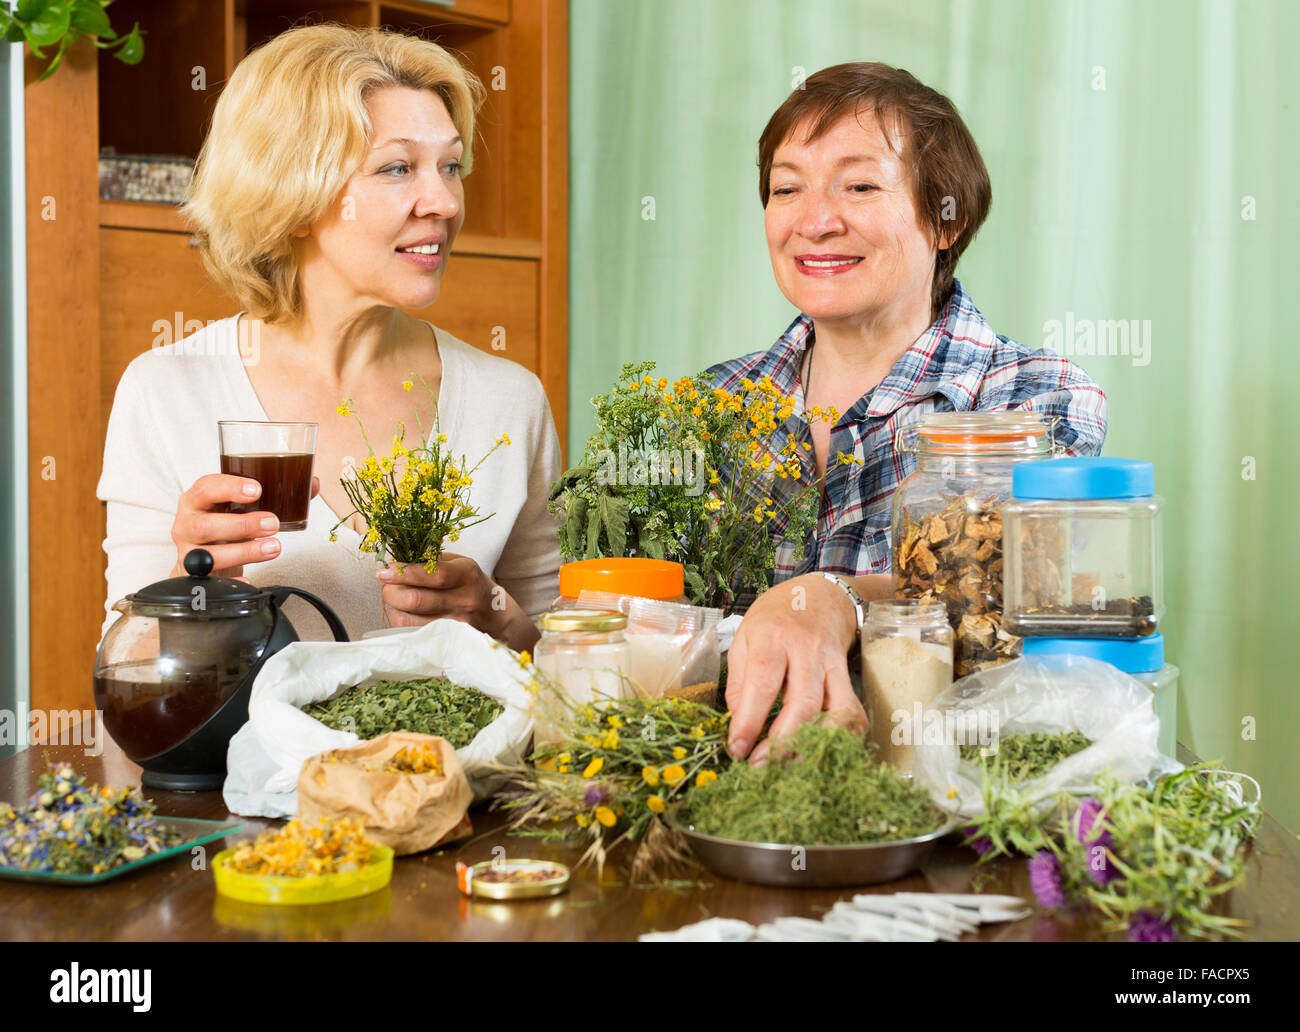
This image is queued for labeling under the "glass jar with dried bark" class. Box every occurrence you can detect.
[890,412,1058,678]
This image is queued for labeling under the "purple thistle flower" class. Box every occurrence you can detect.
[960,823,994,856]
[1077,798,1114,848]
[1127,910,1178,942]
[1028,850,1068,908]
[582,784,606,807]
[1077,797,1120,885]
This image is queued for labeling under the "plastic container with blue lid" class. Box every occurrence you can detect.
[1001,457,1163,638]
[1023,635,1178,758]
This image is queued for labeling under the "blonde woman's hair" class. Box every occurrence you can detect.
[181,24,485,324]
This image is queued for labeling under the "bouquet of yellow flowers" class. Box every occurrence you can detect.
[549,361,855,613]
[330,374,509,572]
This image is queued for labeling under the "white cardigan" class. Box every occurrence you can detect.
[96,316,562,646]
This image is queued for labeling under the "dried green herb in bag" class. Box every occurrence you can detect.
[960,729,1092,783]
[302,677,503,749]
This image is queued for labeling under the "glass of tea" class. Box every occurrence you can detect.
[218,421,318,531]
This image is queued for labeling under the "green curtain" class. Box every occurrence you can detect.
[570,0,1300,831]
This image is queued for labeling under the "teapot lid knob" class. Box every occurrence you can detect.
[184,549,215,578]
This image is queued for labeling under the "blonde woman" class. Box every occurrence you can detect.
[97,25,560,650]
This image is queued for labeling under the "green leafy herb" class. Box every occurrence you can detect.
[302,676,503,748]
[678,721,948,845]
[961,729,1092,783]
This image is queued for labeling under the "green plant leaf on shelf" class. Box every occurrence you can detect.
[112,19,141,64]
[70,0,111,38]
[15,0,69,48]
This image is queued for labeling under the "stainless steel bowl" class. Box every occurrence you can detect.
[668,814,962,889]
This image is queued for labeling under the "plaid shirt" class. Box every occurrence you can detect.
[706,280,1107,596]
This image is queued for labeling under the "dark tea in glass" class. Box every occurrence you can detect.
[218,421,317,531]
[220,452,314,530]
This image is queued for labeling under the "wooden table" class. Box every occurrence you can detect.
[1,741,1297,942]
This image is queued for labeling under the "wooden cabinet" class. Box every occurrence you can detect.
[25,0,568,717]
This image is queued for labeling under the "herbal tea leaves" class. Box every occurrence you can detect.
[0,763,183,875]
[961,730,1092,783]
[679,722,946,846]
[302,677,503,749]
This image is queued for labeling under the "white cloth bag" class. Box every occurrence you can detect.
[223,619,533,818]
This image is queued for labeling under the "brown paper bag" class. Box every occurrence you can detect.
[297,732,474,855]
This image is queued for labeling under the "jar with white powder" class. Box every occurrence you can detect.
[861,599,954,775]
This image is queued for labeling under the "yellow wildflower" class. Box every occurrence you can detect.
[663,764,686,786]
[402,380,413,391]
[695,770,718,788]
[576,813,592,828]
[601,728,619,749]
[672,746,687,760]
[647,795,665,814]
[642,766,660,786]
[595,806,617,827]
[583,757,604,779]
[607,715,624,729]
[335,402,352,418]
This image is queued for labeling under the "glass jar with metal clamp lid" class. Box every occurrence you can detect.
[891,412,1060,678]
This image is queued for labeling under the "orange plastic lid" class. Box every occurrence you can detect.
[559,558,685,600]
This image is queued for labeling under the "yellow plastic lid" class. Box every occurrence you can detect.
[559,558,685,600]
[212,845,394,906]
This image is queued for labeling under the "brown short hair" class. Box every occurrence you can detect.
[757,62,991,318]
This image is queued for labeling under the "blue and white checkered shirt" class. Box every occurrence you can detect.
[706,280,1107,595]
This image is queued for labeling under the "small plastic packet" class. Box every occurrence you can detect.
[575,590,722,704]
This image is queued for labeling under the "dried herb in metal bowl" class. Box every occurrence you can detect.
[302,677,503,749]
[678,722,948,846]
[961,730,1092,783]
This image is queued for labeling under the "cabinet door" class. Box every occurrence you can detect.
[410,253,540,373]
[99,227,236,423]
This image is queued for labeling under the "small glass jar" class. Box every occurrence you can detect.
[891,411,1058,677]
[1001,458,1164,638]
[1022,635,1178,758]
[532,609,631,750]
[860,599,954,775]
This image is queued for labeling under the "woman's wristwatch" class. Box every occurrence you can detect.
[815,572,867,657]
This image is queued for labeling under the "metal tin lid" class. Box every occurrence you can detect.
[1013,457,1156,500]
[538,608,627,633]
[456,859,571,900]
[1022,633,1165,673]
[129,548,263,606]
[899,411,1057,458]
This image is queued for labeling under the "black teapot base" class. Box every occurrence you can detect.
[141,769,225,792]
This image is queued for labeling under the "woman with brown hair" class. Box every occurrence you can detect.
[717,63,1108,763]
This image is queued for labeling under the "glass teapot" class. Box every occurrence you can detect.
[93,548,349,791]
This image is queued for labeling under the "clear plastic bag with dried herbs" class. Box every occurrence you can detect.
[911,653,1181,817]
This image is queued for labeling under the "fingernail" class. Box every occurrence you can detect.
[376,568,394,582]
[261,539,280,555]
[260,517,278,531]
[242,483,260,497]
[729,737,748,757]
